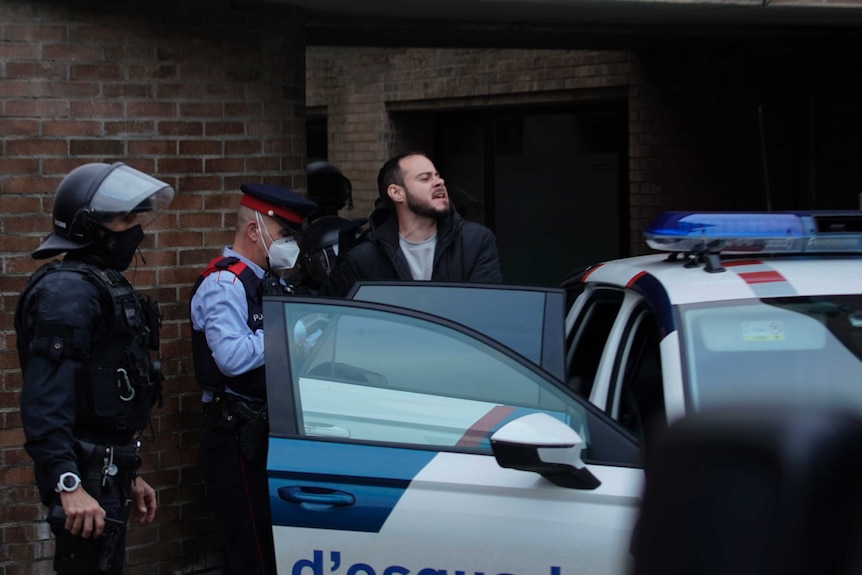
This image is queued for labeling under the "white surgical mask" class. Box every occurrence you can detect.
[269,236,301,269]
[257,211,301,270]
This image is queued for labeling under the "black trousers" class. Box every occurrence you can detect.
[51,472,130,574]
[200,411,276,575]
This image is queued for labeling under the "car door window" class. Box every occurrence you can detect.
[286,301,592,456]
[610,307,666,450]
[566,289,625,397]
[351,282,564,374]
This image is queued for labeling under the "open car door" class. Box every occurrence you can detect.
[264,292,644,575]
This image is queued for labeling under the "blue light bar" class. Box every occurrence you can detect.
[644,211,862,254]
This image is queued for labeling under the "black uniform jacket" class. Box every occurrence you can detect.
[320,205,502,298]
[17,256,116,503]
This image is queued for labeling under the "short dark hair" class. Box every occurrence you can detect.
[377,152,430,205]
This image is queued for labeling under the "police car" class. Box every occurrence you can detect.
[565,210,862,452]
[263,211,862,575]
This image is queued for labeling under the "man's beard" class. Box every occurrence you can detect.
[405,188,449,220]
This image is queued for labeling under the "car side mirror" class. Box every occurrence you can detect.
[490,412,601,490]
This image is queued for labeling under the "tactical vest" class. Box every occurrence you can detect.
[17,260,163,437]
[190,256,266,399]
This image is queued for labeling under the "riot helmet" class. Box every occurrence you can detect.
[298,215,348,288]
[307,161,352,219]
[34,162,175,259]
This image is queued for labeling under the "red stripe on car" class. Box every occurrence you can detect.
[723,260,763,268]
[740,270,786,284]
[626,270,647,288]
[456,405,517,447]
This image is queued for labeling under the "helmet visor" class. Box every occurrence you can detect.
[89,164,175,228]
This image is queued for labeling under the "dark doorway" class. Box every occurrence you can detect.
[422,102,628,286]
[642,47,862,214]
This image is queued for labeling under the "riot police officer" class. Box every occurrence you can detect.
[189,183,316,575]
[296,215,370,294]
[306,160,353,220]
[16,162,174,574]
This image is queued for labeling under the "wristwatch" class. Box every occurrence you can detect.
[55,472,81,493]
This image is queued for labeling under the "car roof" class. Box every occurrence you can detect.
[582,253,862,305]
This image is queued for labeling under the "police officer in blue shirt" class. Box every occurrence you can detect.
[189,183,316,575]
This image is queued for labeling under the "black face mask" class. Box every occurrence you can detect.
[91,224,144,271]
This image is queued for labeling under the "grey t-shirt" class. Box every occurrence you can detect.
[399,234,437,280]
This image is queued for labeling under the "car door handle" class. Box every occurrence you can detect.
[278,486,356,509]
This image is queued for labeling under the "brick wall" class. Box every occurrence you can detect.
[0,1,306,573]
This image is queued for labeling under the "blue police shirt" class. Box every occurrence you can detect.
[190,247,266,401]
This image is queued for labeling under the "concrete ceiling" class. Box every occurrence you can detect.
[265,0,862,48]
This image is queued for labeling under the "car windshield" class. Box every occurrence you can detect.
[680,295,862,412]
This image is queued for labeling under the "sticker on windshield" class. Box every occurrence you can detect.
[742,320,785,341]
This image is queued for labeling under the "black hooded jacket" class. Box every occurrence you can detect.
[320,205,502,297]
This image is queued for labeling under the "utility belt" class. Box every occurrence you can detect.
[74,439,142,496]
[203,394,269,462]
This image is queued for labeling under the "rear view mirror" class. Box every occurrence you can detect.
[490,412,600,490]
